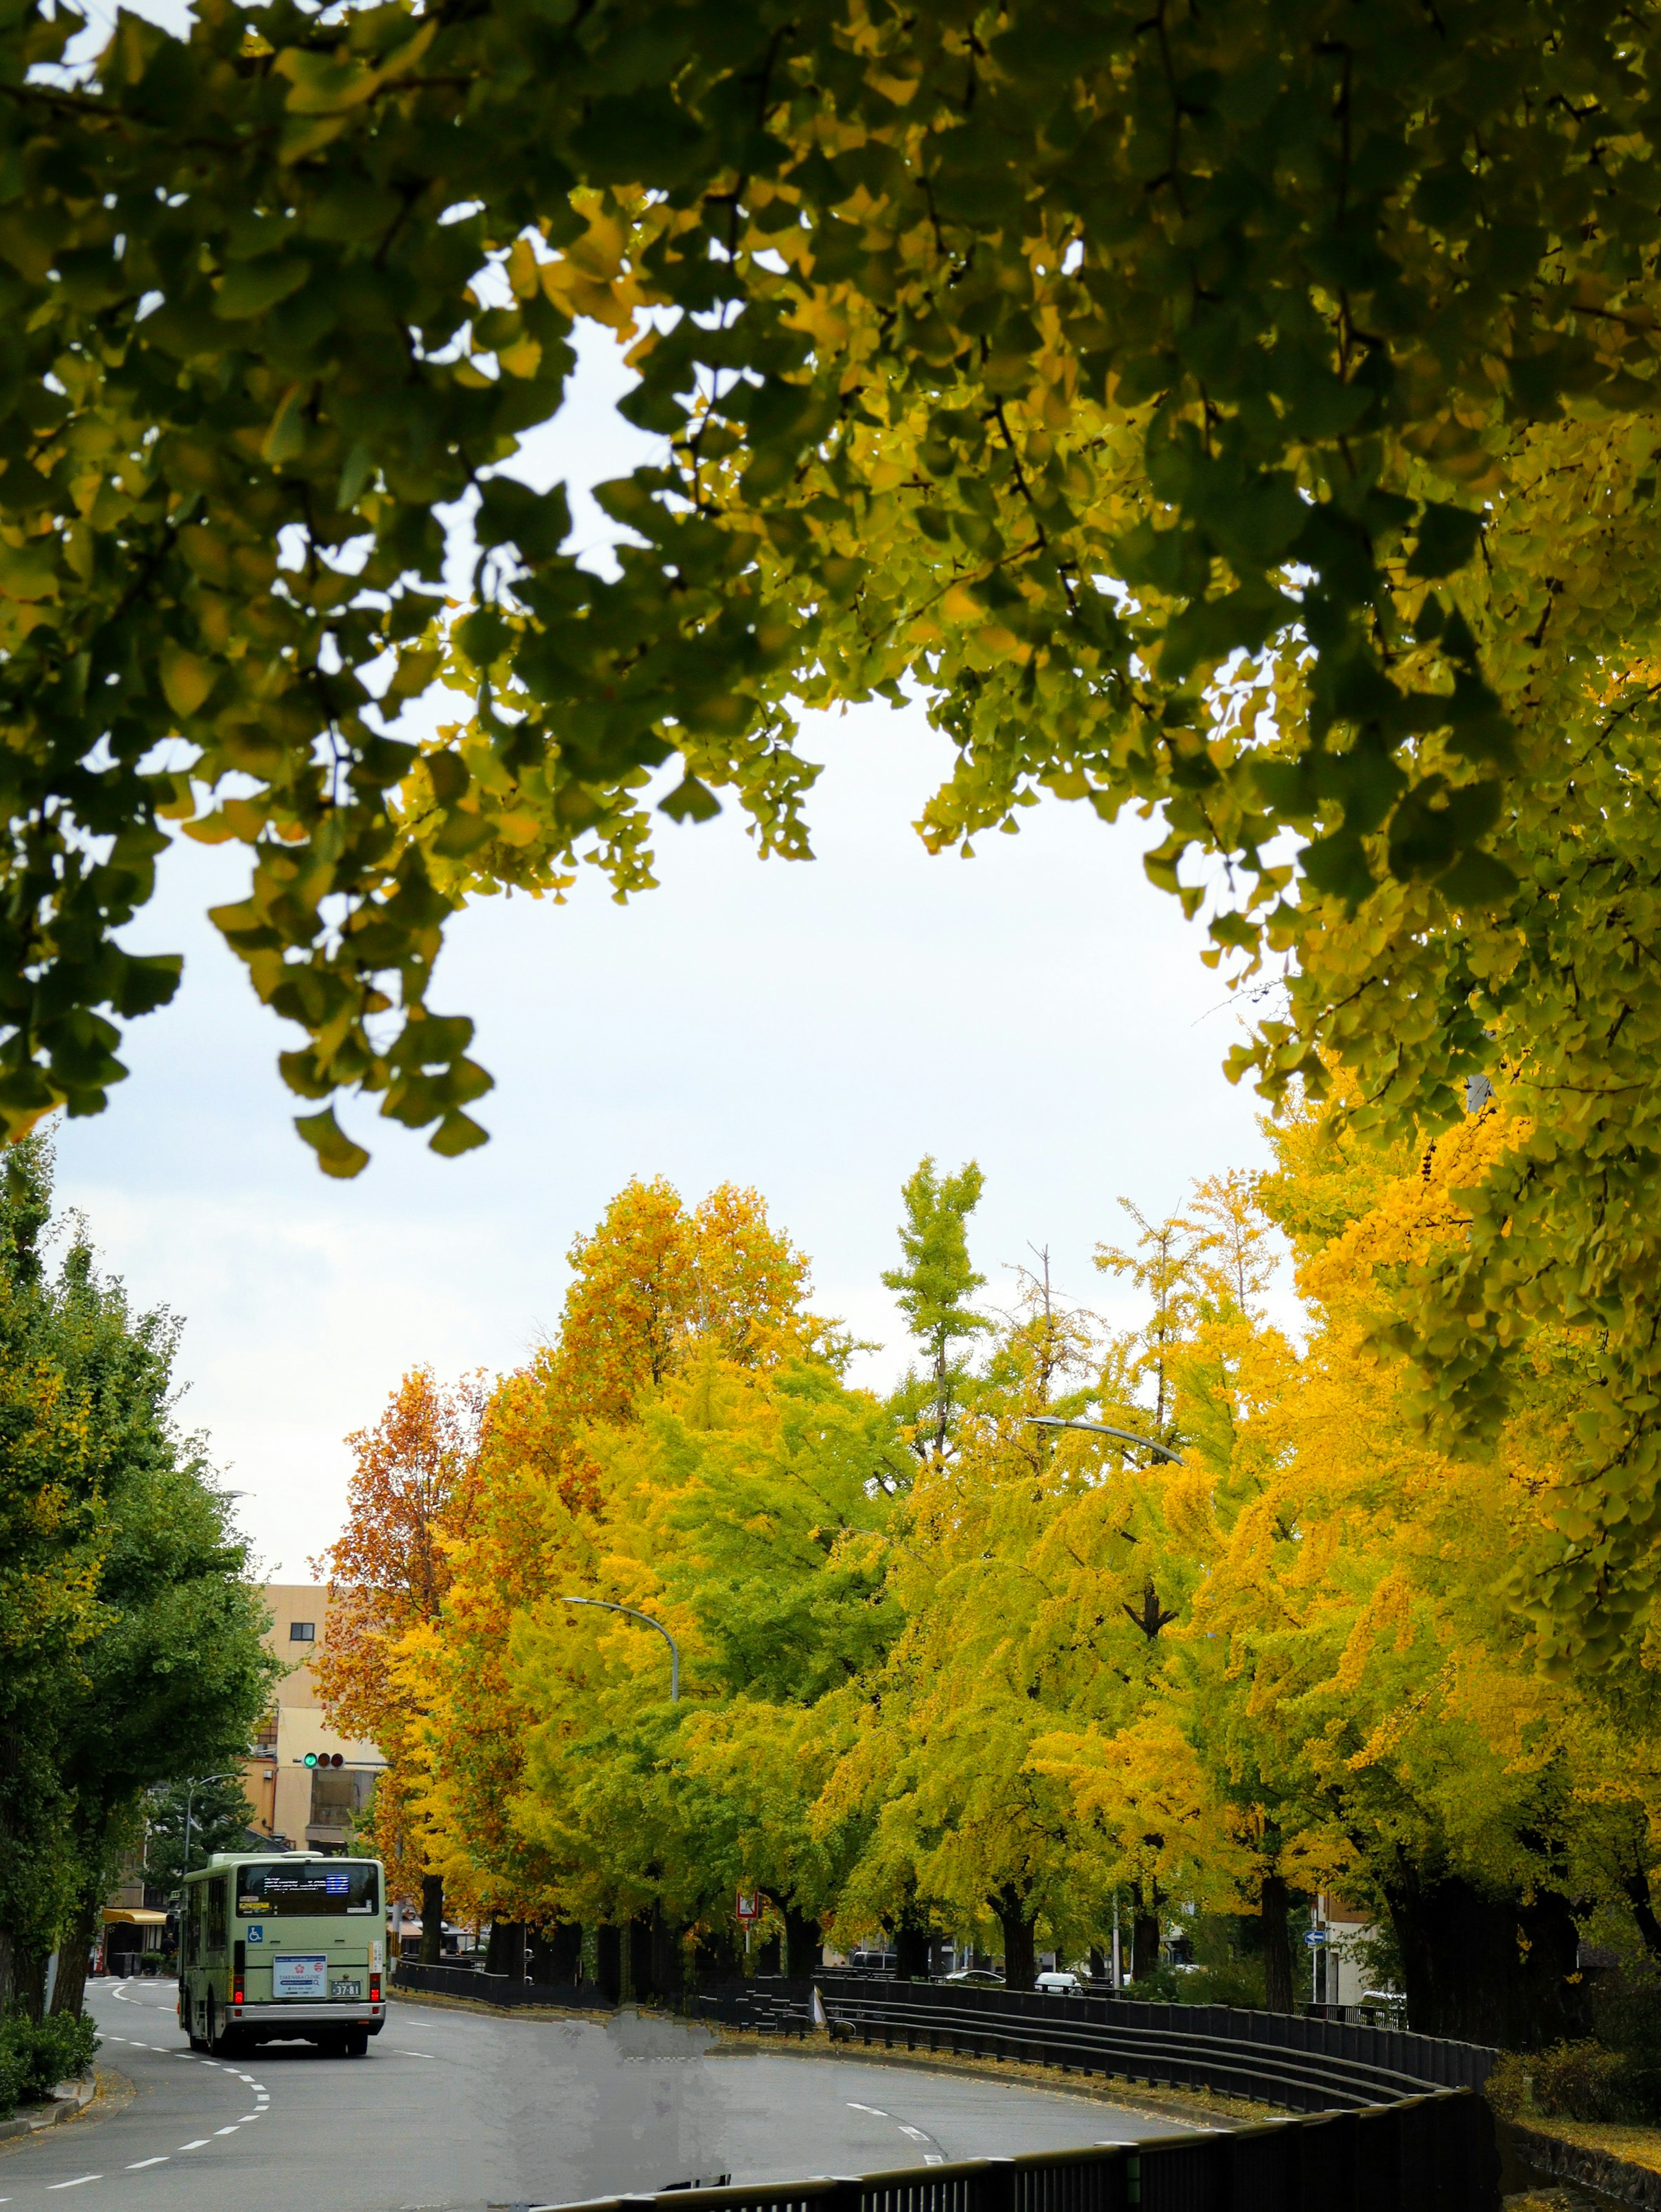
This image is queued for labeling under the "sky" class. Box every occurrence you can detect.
[43,243,1284,1583]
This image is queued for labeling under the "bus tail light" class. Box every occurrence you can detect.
[369,1972,381,2002]
[233,1939,245,2011]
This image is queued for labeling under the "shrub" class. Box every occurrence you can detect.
[0,2012,100,2116]
[1486,2041,1635,2123]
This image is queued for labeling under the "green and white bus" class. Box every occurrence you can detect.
[179,1854,387,2058]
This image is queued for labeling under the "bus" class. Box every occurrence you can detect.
[179,1854,387,2057]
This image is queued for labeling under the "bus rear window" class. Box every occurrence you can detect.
[236,1863,379,1917]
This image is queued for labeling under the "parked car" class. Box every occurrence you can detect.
[944,1968,1006,1986]
[1035,1970,1085,1995]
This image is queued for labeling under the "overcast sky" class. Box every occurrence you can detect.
[48,320,1282,1583]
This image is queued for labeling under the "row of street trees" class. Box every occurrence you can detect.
[319,1088,1661,2047]
[0,1138,276,2028]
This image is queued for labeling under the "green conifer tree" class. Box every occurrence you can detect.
[882,1159,994,1460]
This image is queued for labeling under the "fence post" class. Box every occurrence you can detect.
[975,2156,1016,2212]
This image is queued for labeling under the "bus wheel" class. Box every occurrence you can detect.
[343,2029,369,2058]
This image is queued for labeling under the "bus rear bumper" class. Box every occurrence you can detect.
[231,2004,385,2029]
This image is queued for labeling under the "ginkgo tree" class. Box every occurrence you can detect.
[6,0,1661,1650]
[311,1364,484,1959]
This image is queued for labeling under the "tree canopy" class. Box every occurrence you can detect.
[6,0,1661,1637]
[327,1141,1661,2042]
[0,1136,276,2020]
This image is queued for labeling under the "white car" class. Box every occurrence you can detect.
[1034,1970,1085,1995]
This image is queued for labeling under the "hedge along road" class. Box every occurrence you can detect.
[0,1977,1198,2212]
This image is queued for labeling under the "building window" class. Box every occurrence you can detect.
[252,1711,278,1754]
[289,1621,316,1642]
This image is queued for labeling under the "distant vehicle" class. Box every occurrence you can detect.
[943,1968,1005,1987]
[179,1853,386,2057]
[1035,1969,1085,1995]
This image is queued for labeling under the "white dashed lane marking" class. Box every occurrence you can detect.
[126,2158,170,2170]
[178,2139,211,2151]
[847,2102,888,2116]
[900,2127,930,2142]
[396,2049,436,2058]
[47,2180,101,2192]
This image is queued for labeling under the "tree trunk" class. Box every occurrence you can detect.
[485,1919,524,1980]
[629,1912,653,1999]
[785,1905,822,1979]
[690,1920,738,1991]
[419,1873,444,1966]
[1384,1860,1592,2048]
[1131,1879,1161,1980]
[1261,1872,1294,2013]
[1623,1870,1661,1962]
[1088,1946,1107,1984]
[991,1882,1038,1991]
[596,1923,622,2004]
[549,1921,583,1984]
[50,1895,100,2020]
[650,1907,683,1998]
[893,1911,931,1982]
[13,1948,47,2021]
[755,1932,781,1974]
[527,1922,581,1985]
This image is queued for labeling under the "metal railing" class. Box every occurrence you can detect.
[395,1961,1501,2207]
[693,1979,1494,2112]
[392,1959,600,2010]
[537,2098,1498,2212]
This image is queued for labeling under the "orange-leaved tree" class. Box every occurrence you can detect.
[313,1365,484,1961]
[396,1176,824,1943]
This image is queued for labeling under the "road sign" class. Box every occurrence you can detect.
[736,1890,759,1923]
[1304,1929,1327,1947]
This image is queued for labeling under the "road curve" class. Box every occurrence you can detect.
[0,1976,1195,2212]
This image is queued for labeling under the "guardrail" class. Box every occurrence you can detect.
[845,1983,1493,2106]
[398,1959,1501,2206]
[391,1959,602,2010]
[538,2102,1497,2212]
[697,1979,1494,2110]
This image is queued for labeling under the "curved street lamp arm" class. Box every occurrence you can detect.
[557,1596,680,1703]
[1023,1415,1184,1466]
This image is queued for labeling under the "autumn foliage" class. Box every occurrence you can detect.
[317,1124,1661,2047]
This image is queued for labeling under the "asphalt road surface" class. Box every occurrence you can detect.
[0,1976,1195,2212]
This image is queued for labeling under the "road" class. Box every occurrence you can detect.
[0,1975,1197,2212]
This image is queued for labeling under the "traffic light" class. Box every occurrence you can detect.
[302,1752,344,1769]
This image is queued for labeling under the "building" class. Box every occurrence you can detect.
[1312,1893,1386,2010]
[243,1584,385,1854]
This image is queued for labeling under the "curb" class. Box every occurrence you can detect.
[704,2027,1269,2132]
[1509,2119,1661,2209]
[0,2073,97,2143]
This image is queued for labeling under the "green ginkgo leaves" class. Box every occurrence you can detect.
[2,3,1661,1632]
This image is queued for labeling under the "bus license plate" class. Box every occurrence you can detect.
[330,1978,359,2000]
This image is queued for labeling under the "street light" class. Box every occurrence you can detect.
[1024,1415,1184,1466]
[179,1771,241,1889]
[557,1597,680,1702]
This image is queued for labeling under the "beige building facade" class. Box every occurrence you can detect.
[245,1584,384,1853]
